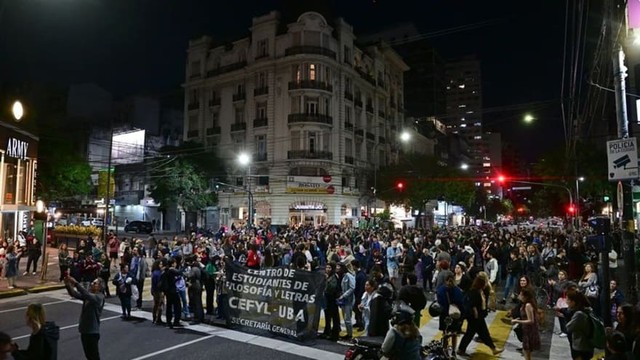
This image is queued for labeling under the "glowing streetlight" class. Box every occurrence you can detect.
[238,153,252,228]
[238,153,250,166]
[460,163,469,171]
[12,100,24,121]
[523,114,535,124]
[400,131,410,142]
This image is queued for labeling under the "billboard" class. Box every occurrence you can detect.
[285,175,336,194]
[112,129,145,165]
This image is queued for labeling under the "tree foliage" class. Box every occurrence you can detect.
[148,141,226,212]
[376,154,476,212]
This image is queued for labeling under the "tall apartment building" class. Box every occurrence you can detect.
[445,56,485,175]
[184,11,408,228]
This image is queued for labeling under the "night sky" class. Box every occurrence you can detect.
[0,0,570,160]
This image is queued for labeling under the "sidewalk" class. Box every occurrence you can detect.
[0,245,65,299]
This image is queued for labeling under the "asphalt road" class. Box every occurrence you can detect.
[0,289,347,360]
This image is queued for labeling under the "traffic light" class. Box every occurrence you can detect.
[497,175,506,184]
[603,195,610,202]
[567,204,576,214]
[396,181,405,191]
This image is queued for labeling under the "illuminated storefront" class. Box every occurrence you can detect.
[0,120,38,242]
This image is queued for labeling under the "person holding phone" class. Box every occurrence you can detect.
[64,274,105,360]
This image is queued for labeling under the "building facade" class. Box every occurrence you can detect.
[0,120,39,241]
[184,11,408,228]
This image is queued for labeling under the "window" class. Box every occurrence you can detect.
[211,111,219,127]
[257,39,269,57]
[256,135,267,159]
[256,72,267,88]
[235,107,245,124]
[191,60,201,76]
[345,106,352,122]
[210,89,217,101]
[237,83,245,95]
[343,45,352,63]
[323,97,330,115]
[308,132,317,152]
[305,97,318,114]
[345,138,353,156]
[291,131,301,150]
[189,89,198,104]
[258,175,269,186]
[188,115,198,131]
[345,76,352,93]
[256,102,267,119]
[309,64,316,81]
[323,132,330,151]
[293,65,301,81]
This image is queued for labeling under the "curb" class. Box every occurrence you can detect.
[0,284,66,299]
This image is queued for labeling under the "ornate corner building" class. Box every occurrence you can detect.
[183,11,408,228]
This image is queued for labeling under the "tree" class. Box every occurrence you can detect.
[148,142,226,212]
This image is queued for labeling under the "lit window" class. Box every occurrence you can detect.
[458,104,466,108]
[483,162,491,167]
[460,124,467,128]
[474,135,482,140]
[458,84,465,89]
[474,122,481,126]
[309,64,316,80]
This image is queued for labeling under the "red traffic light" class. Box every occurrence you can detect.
[497,175,506,184]
[396,181,405,191]
[568,205,576,214]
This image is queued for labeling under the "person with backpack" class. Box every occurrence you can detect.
[9,303,59,360]
[566,289,597,360]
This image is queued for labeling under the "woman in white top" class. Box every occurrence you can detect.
[577,262,599,315]
[359,279,376,333]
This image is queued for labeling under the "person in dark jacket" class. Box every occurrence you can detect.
[421,248,435,292]
[436,273,464,354]
[160,258,183,329]
[368,282,393,337]
[64,276,105,360]
[10,303,59,360]
[398,273,427,326]
[500,250,523,304]
[351,259,367,331]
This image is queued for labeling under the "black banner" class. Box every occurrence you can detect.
[223,261,326,341]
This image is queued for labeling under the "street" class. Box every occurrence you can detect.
[0,286,584,360]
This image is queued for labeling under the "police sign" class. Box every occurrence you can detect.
[607,137,639,181]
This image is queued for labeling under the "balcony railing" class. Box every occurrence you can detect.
[233,92,246,102]
[287,150,333,160]
[366,132,375,141]
[355,67,376,86]
[208,98,221,107]
[206,61,247,77]
[287,113,333,126]
[345,156,354,165]
[288,80,332,92]
[345,91,353,101]
[284,46,336,60]
[254,87,269,96]
[188,102,199,111]
[344,122,354,131]
[230,122,247,132]
[253,118,268,128]
[206,127,221,136]
[256,153,268,162]
[187,129,199,138]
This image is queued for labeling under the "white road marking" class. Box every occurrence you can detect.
[129,335,216,360]
[11,315,123,340]
[0,300,68,314]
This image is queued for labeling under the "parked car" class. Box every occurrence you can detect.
[124,220,153,234]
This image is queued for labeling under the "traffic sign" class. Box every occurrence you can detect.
[607,137,638,181]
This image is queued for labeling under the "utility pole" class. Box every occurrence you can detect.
[610,1,638,305]
[103,126,113,251]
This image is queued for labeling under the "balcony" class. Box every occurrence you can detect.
[355,67,376,86]
[206,61,247,77]
[287,150,333,161]
[188,102,199,111]
[255,153,268,162]
[253,118,268,128]
[208,98,221,107]
[344,122,354,131]
[345,91,353,101]
[187,129,199,138]
[287,113,333,126]
[288,80,332,93]
[366,104,374,113]
[379,136,386,144]
[378,110,385,118]
[206,126,221,136]
[284,46,336,60]
[345,156,354,165]
[366,132,375,141]
[254,87,269,96]
[354,99,363,108]
[355,129,364,137]
[230,122,247,132]
[233,92,246,102]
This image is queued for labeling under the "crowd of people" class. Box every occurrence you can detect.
[3,222,640,359]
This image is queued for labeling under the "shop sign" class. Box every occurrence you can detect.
[6,137,29,160]
[286,176,335,194]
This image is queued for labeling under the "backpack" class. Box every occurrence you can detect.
[586,309,606,349]
[325,274,340,297]
[43,321,60,360]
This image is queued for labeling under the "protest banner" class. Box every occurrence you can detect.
[223,260,326,341]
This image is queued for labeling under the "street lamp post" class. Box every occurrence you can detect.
[238,153,253,229]
[371,131,410,216]
[34,200,48,282]
[575,177,584,228]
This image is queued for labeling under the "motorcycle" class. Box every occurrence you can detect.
[343,336,453,360]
